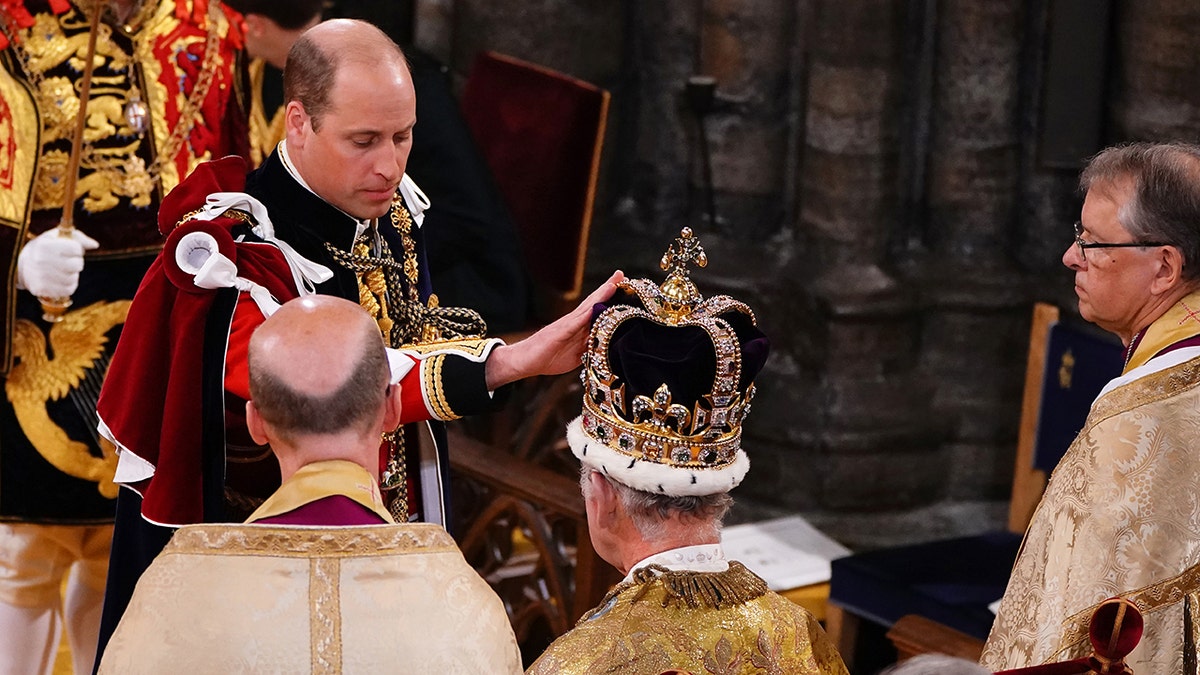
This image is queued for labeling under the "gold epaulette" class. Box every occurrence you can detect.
[397,337,499,360]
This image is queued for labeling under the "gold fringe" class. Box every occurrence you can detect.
[588,561,769,619]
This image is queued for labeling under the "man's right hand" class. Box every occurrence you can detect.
[484,270,625,391]
[16,228,100,299]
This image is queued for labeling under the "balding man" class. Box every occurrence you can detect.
[242,295,400,525]
[96,17,620,662]
[222,0,531,332]
[97,295,522,673]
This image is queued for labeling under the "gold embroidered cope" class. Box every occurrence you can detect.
[98,523,522,673]
[982,293,1200,673]
[527,562,849,675]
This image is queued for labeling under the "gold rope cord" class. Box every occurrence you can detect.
[323,200,489,521]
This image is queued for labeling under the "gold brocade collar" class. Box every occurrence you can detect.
[582,560,769,622]
[245,460,394,524]
[1125,291,1200,373]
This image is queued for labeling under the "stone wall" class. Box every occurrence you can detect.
[416,0,1200,548]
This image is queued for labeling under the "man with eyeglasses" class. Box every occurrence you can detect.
[982,142,1200,672]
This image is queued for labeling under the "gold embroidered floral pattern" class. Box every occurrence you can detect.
[982,353,1200,673]
[310,557,341,674]
[6,1,232,226]
[165,522,460,558]
[99,521,523,673]
[1056,561,1200,659]
[0,46,38,226]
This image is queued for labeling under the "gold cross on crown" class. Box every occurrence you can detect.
[660,227,708,277]
[657,228,708,317]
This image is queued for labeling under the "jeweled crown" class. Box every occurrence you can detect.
[568,228,769,496]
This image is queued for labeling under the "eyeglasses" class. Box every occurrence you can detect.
[1073,221,1169,261]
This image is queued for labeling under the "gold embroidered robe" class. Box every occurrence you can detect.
[98,522,522,674]
[526,561,848,675]
[982,297,1200,672]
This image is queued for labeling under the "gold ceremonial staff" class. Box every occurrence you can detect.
[39,3,103,322]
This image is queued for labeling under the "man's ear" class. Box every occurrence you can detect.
[284,101,310,146]
[382,384,402,432]
[587,471,620,527]
[242,13,266,38]
[245,400,270,446]
[1151,245,1186,295]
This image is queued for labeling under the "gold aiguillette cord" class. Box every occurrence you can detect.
[38,3,102,322]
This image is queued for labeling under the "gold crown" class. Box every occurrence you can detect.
[571,228,763,495]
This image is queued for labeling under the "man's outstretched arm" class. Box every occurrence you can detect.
[484,271,625,390]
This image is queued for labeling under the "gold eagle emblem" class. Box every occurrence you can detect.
[6,299,131,498]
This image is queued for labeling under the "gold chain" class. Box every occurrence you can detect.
[1,0,222,187]
[381,430,409,522]
[390,197,421,303]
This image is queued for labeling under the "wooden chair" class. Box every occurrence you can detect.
[457,50,612,474]
[459,50,610,323]
[825,303,1124,670]
[443,428,620,664]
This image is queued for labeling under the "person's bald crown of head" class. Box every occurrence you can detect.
[303,18,405,67]
[248,296,388,440]
[250,296,376,397]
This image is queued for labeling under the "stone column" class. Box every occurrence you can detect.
[621,0,705,235]
[447,0,623,85]
[1110,0,1200,141]
[910,0,1028,506]
[774,0,946,545]
[696,0,795,243]
[414,0,454,62]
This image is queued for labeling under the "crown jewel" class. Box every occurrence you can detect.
[571,228,767,495]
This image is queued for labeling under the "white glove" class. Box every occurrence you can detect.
[16,228,100,299]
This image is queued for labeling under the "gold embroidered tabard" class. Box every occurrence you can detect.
[527,561,849,675]
[982,297,1200,672]
[246,58,284,167]
[0,0,246,521]
[4,0,242,255]
[0,51,38,230]
[5,299,129,496]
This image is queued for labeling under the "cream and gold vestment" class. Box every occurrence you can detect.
[982,293,1200,673]
[527,557,848,675]
[98,521,522,674]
